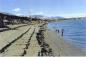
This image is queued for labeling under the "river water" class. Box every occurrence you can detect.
[48,19,86,52]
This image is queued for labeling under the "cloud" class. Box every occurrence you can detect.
[15,13,22,16]
[39,12,44,15]
[13,8,21,12]
[30,11,44,15]
[12,8,22,16]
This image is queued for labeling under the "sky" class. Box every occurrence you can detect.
[0,0,86,18]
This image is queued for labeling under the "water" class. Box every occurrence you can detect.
[48,19,86,52]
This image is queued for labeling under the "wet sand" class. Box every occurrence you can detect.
[44,29,86,56]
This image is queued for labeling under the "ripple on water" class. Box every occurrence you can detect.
[48,19,86,52]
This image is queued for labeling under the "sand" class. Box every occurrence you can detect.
[44,29,86,56]
[0,23,86,56]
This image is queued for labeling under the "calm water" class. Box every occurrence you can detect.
[48,19,86,52]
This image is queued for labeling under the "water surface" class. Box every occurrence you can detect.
[48,19,86,52]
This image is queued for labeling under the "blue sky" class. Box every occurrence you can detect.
[0,0,86,17]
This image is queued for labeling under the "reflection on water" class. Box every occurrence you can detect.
[48,19,86,52]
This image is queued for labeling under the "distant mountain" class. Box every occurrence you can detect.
[50,16,64,19]
[29,15,49,19]
[29,15,64,20]
[30,15,43,18]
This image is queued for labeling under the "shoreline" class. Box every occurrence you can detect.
[43,26,86,56]
[0,23,86,56]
